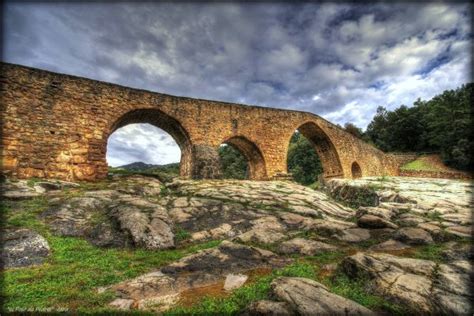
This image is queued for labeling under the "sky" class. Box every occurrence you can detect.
[3,2,472,166]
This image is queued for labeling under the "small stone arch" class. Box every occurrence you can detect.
[222,136,267,180]
[351,161,362,178]
[106,108,193,177]
[290,121,344,178]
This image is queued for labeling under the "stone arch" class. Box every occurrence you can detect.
[351,161,362,178]
[106,108,192,177]
[222,136,267,180]
[290,121,344,178]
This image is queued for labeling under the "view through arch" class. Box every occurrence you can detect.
[218,144,249,179]
[219,136,267,180]
[351,161,362,178]
[106,123,181,179]
[287,131,323,185]
[294,122,344,179]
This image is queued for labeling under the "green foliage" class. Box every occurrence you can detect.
[219,145,248,179]
[287,132,323,185]
[365,83,473,170]
[343,123,365,139]
[218,132,324,185]
[366,105,429,152]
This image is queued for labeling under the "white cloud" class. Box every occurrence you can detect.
[106,124,181,167]
[4,2,471,163]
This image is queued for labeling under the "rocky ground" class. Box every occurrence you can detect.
[1,175,472,314]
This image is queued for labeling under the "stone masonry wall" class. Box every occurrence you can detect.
[1,63,401,181]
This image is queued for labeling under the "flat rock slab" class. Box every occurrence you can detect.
[271,277,374,315]
[335,228,371,243]
[104,241,288,311]
[369,239,411,253]
[162,241,287,276]
[278,238,336,255]
[224,273,248,291]
[445,226,472,238]
[2,228,50,268]
[244,300,292,316]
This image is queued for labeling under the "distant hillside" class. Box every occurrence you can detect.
[109,161,180,182]
[118,162,179,170]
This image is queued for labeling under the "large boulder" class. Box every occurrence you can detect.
[110,203,174,250]
[235,216,287,244]
[2,229,50,268]
[271,277,374,315]
[42,191,175,250]
[341,252,473,315]
[393,227,433,245]
[357,214,398,229]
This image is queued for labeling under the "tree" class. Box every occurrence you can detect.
[423,84,473,170]
[365,83,473,170]
[287,132,322,185]
[218,145,248,179]
[344,123,364,139]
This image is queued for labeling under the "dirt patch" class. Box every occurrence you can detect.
[177,266,273,307]
[178,280,227,307]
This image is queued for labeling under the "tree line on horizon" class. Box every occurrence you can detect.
[342,83,472,171]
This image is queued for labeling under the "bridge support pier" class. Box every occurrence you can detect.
[190,145,222,179]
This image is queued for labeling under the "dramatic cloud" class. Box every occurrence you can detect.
[3,2,471,165]
[106,124,180,167]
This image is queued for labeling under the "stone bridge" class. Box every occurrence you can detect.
[1,63,407,181]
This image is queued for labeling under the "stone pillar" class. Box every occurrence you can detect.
[191,145,222,179]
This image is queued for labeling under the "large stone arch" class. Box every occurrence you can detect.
[222,135,268,180]
[103,108,193,178]
[288,121,344,178]
[1,63,400,181]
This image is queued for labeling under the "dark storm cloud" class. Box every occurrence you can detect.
[3,2,471,165]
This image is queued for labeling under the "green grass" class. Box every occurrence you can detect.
[408,244,447,262]
[425,210,443,222]
[3,237,221,312]
[401,158,442,172]
[2,195,221,312]
[174,226,192,242]
[3,196,50,234]
[26,177,44,187]
[308,182,320,190]
[324,273,406,315]
[304,250,347,265]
